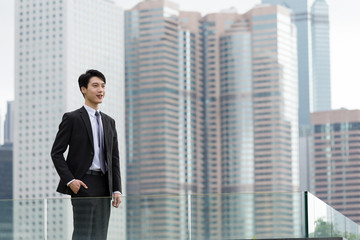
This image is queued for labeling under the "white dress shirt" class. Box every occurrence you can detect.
[84,104,104,171]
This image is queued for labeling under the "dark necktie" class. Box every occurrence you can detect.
[95,111,106,173]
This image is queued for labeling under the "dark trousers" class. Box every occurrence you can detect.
[71,173,111,240]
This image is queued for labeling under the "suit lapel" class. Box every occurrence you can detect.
[79,106,94,149]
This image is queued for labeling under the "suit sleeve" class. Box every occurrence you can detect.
[51,113,75,184]
[112,121,122,193]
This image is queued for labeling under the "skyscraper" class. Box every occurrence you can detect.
[201,11,241,239]
[311,0,331,112]
[14,0,125,239]
[0,143,13,240]
[311,109,360,224]
[261,0,332,126]
[4,101,14,144]
[125,0,205,238]
[202,5,299,238]
[125,1,300,238]
[262,0,332,196]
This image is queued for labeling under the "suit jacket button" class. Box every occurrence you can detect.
[91,152,94,155]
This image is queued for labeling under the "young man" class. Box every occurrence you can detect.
[51,69,122,240]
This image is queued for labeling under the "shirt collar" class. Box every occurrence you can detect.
[83,104,100,117]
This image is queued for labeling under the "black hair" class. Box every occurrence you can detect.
[78,69,106,97]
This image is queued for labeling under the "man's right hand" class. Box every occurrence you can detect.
[69,179,88,194]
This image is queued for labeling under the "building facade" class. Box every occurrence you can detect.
[0,143,13,240]
[262,0,332,195]
[14,0,125,239]
[210,5,299,239]
[262,0,332,125]
[311,0,331,112]
[311,109,360,224]
[125,1,205,238]
[125,1,300,239]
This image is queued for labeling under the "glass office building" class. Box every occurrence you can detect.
[125,1,299,239]
[262,0,332,195]
[311,109,360,224]
[262,0,332,126]
[311,0,331,112]
[125,1,205,239]
[0,143,13,240]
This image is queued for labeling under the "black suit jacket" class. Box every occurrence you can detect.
[51,106,122,195]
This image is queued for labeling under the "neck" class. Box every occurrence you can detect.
[84,100,99,110]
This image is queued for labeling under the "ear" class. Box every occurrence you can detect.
[81,86,87,95]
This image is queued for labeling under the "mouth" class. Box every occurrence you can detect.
[96,95,103,100]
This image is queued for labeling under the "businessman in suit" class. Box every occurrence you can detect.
[51,69,121,240]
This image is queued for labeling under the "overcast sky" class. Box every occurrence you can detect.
[1,0,360,121]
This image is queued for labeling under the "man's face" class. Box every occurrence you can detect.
[81,76,106,105]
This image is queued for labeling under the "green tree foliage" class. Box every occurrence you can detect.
[309,218,359,240]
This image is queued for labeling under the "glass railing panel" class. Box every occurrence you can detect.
[253,191,304,239]
[125,192,306,240]
[12,198,45,239]
[46,198,73,239]
[220,192,255,239]
[307,192,338,237]
[307,192,360,239]
[108,196,126,240]
[2,192,360,239]
[45,196,126,240]
[332,206,347,237]
[345,217,359,240]
[126,194,189,240]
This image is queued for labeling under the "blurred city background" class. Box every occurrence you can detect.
[1,0,360,239]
